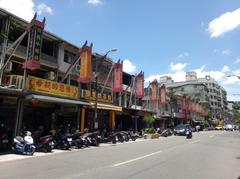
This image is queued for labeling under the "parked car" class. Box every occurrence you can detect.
[215,125,223,130]
[224,124,234,131]
[174,124,191,136]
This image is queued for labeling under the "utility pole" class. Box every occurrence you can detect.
[93,49,117,130]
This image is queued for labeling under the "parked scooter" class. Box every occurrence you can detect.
[128,130,138,141]
[70,132,85,149]
[54,129,72,150]
[12,131,36,155]
[185,129,192,139]
[160,128,174,137]
[35,135,54,152]
[81,131,101,146]
[99,130,117,144]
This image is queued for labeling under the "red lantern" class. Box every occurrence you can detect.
[31,98,39,105]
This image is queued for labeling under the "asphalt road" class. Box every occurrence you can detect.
[0,131,239,179]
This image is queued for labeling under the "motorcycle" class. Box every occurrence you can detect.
[54,131,72,150]
[128,131,138,141]
[70,132,85,149]
[99,130,117,144]
[185,129,192,139]
[160,128,174,137]
[81,131,101,147]
[35,135,54,152]
[12,131,36,155]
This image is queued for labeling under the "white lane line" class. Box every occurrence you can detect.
[189,139,200,144]
[113,150,163,167]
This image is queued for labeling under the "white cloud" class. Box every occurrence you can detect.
[221,65,230,73]
[170,62,187,72]
[145,75,162,84]
[234,58,240,64]
[177,52,189,59]
[123,59,136,73]
[224,87,240,101]
[0,0,34,21]
[222,49,231,55]
[37,3,53,15]
[0,0,53,22]
[222,76,240,85]
[88,0,102,5]
[208,8,240,38]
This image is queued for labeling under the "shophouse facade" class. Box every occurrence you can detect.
[0,8,150,148]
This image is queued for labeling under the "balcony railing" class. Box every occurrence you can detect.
[0,43,57,67]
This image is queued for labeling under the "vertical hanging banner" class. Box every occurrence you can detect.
[23,13,45,70]
[150,79,158,102]
[136,71,144,99]
[181,96,187,110]
[113,60,123,92]
[196,103,199,113]
[78,42,93,83]
[159,84,166,104]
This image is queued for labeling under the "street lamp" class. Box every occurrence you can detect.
[94,48,117,130]
[227,75,240,79]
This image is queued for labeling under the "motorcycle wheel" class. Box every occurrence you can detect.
[125,136,130,142]
[119,137,124,143]
[131,136,136,141]
[112,136,117,144]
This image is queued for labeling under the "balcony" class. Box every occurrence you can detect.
[0,43,58,68]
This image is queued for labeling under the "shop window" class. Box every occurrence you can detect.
[70,80,78,87]
[64,50,76,64]
[42,38,55,56]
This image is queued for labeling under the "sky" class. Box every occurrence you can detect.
[0,0,240,101]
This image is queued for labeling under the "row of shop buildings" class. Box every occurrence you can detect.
[0,8,221,142]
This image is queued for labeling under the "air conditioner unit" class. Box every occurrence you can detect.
[45,71,56,81]
[8,75,23,89]
[4,62,13,72]
[72,64,80,73]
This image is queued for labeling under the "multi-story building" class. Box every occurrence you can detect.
[0,8,151,150]
[197,75,228,117]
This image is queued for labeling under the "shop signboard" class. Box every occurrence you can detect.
[27,76,79,99]
[113,61,123,92]
[82,89,112,103]
[23,14,45,70]
[79,44,93,83]
[136,72,144,99]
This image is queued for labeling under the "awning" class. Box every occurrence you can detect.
[89,102,122,112]
[26,94,89,106]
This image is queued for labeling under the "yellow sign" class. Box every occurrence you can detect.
[27,76,79,99]
[82,89,112,103]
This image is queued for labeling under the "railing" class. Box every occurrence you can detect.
[1,43,57,66]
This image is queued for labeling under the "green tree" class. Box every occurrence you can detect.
[143,115,155,128]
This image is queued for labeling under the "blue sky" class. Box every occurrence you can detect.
[0,0,240,101]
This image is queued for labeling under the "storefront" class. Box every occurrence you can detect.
[14,76,90,136]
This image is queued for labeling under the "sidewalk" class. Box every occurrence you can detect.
[0,138,145,163]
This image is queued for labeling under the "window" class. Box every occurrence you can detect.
[42,38,55,56]
[64,50,76,64]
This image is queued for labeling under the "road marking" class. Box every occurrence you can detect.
[210,135,215,138]
[189,139,200,144]
[113,150,163,167]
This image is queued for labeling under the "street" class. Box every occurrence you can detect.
[0,131,239,179]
